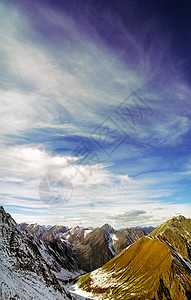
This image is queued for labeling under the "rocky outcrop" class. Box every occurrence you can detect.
[0,206,80,299]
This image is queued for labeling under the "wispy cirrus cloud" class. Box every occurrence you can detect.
[1,0,191,228]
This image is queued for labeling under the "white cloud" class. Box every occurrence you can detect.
[0,142,190,228]
[150,115,190,145]
[9,201,191,228]
[0,1,145,143]
[1,1,191,228]
[0,144,111,208]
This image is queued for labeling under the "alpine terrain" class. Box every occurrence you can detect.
[0,206,82,299]
[19,222,145,272]
[75,215,191,300]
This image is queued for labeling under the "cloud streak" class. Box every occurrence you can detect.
[1,0,191,228]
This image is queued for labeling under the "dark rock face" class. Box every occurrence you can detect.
[0,206,79,299]
[157,278,172,300]
[64,223,145,272]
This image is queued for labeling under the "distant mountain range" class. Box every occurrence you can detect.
[18,221,145,272]
[75,215,191,299]
[131,225,156,234]
[1,205,191,299]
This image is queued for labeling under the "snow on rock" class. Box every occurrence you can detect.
[112,233,118,242]
[0,206,73,299]
[68,283,97,300]
[103,224,116,256]
[84,229,92,238]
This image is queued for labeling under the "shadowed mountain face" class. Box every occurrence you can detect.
[0,206,82,299]
[20,222,145,272]
[76,216,191,300]
[65,224,145,272]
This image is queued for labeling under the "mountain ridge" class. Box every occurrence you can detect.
[0,206,81,299]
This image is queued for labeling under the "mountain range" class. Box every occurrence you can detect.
[1,205,191,299]
[18,221,145,272]
[0,206,145,299]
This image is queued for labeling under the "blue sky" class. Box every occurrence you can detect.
[1,0,191,228]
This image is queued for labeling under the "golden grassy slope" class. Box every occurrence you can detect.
[77,216,191,299]
[78,237,174,299]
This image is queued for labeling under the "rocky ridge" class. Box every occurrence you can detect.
[0,206,82,299]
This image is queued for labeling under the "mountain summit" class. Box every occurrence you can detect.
[149,215,191,260]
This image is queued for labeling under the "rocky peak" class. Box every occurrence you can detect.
[0,206,16,228]
[174,215,186,220]
[102,223,114,233]
[0,206,82,299]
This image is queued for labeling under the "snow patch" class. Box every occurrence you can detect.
[108,233,116,256]
[84,229,92,238]
[176,252,191,271]
[69,283,97,300]
[112,233,118,242]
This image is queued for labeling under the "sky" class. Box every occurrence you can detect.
[1,0,191,229]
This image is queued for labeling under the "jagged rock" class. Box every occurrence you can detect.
[0,206,80,299]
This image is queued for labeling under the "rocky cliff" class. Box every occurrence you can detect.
[0,206,81,299]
